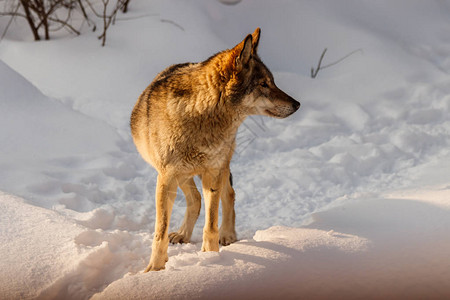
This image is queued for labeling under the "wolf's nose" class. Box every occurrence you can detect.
[293,100,300,111]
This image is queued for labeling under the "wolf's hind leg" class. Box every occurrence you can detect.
[169,177,201,244]
[220,171,237,246]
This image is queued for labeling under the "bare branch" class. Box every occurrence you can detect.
[77,0,94,28]
[48,16,80,35]
[121,0,129,13]
[311,48,327,79]
[1,0,134,44]
[19,0,41,40]
[0,11,27,19]
[321,49,363,70]
[84,0,103,18]
[1,1,20,42]
[160,18,184,31]
[114,12,158,21]
[2,0,84,40]
[85,0,127,46]
[311,48,363,79]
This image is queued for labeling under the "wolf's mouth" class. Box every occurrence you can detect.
[265,109,281,118]
[265,109,292,119]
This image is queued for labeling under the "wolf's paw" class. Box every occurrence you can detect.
[144,263,165,272]
[201,238,220,252]
[144,254,168,272]
[219,230,237,246]
[169,232,189,244]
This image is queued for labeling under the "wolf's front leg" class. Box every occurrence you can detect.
[145,174,177,272]
[201,171,223,252]
[220,172,237,246]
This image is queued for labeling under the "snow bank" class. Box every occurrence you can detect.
[0,60,121,208]
[92,187,450,300]
[2,188,448,299]
[0,192,88,299]
[0,191,154,299]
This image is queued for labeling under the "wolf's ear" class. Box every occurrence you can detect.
[251,28,261,54]
[236,34,252,71]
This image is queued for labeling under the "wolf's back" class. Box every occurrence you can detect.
[130,63,189,137]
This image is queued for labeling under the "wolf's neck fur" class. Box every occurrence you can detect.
[187,51,247,129]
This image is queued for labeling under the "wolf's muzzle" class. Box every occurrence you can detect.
[292,100,301,112]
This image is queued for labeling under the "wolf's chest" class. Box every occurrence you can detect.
[173,129,236,171]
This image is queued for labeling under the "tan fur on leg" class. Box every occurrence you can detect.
[169,177,201,244]
[220,169,237,245]
[201,171,223,252]
[145,174,177,272]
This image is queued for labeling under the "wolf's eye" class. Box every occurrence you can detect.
[260,82,269,88]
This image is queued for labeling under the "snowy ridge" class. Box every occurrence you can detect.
[0,192,90,299]
[1,0,450,299]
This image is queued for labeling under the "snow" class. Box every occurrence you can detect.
[1,0,450,299]
[0,192,90,299]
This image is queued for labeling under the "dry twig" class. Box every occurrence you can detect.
[311,48,363,78]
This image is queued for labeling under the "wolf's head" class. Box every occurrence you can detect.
[223,28,300,118]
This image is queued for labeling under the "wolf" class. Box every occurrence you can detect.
[130,28,300,272]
